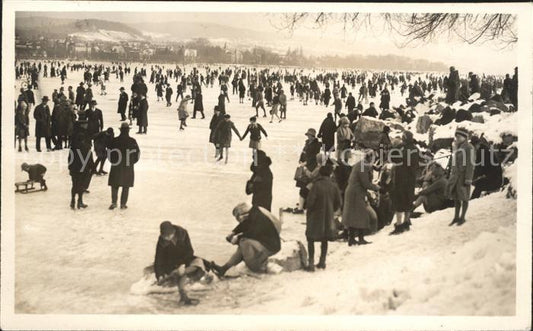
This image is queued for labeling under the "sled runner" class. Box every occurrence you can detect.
[15,180,46,194]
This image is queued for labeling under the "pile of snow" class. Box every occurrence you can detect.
[430,112,517,144]
[503,162,517,199]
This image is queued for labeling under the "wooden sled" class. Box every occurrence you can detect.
[15,181,46,194]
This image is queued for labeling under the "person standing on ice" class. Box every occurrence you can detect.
[177,95,192,131]
[209,106,225,158]
[136,94,149,134]
[117,87,128,121]
[210,202,281,277]
[305,160,341,271]
[279,89,287,120]
[192,90,205,119]
[245,150,273,211]
[317,113,336,155]
[389,131,420,235]
[68,118,94,210]
[165,84,173,107]
[108,122,140,210]
[214,114,242,164]
[342,150,380,245]
[241,116,268,155]
[154,221,208,306]
[446,127,475,226]
[238,78,246,104]
[33,96,53,152]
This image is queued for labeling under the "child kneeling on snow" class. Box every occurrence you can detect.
[210,203,281,277]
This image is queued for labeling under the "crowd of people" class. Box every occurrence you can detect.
[14,59,518,305]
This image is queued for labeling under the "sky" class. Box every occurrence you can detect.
[16,11,517,75]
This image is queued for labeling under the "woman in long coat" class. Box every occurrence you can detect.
[390,131,420,235]
[15,101,30,152]
[246,150,273,211]
[306,164,342,271]
[137,95,149,134]
[342,151,380,246]
[209,106,224,157]
[214,114,242,164]
[177,96,191,130]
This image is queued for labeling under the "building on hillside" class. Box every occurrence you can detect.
[184,48,198,62]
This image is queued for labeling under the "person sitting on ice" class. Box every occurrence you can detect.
[21,162,47,190]
[362,102,379,118]
[412,163,450,214]
[210,202,281,277]
[154,221,208,306]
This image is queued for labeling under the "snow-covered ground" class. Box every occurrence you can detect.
[14,64,517,314]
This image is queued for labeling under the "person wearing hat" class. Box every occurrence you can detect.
[241,116,268,154]
[93,127,115,175]
[245,150,273,211]
[192,90,205,119]
[305,160,342,271]
[68,119,94,209]
[33,96,52,152]
[213,114,242,164]
[446,127,475,226]
[154,221,208,306]
[117,87,128,121]
[291,128,323,214]
[21,162,47,190]
[86,100,104,138]
[108,122,140,210]
[342,150,380,245]
[335,116,354,164]
[75,82,85,109]
[362,102,379,118]
[210,202,281,277]
[388,130,420,235]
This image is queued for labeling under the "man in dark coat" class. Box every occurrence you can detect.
[345,92,356,113]
[33,96,52,152]
[108,122,140,209]
[83,84,93,111]
[245,150,273,211]
[75,83,85,109]
[192,90,205,119]
[390,130,420,235]
[154,221,207,306]
[317,113,336,153]
[211,203,281,277]
[117,87,128,121]
[305,163,341,271]
[136,95,149,134]
[209,106,224,157]
[68,120,95,209]
[86,100,104,138]
[379,86,391,110]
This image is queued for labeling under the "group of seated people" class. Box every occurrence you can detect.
[152,202,281,306]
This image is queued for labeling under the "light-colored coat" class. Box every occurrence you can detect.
[342,160,380,229]
[446,140,475,201]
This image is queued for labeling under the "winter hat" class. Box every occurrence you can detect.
[455,127,469,139]
[224,114,231,119]
[160,221,175,237]
[232,202,252,220]
[305,128,317,138]
[119,122,130,131]
[90,100,97,106]
[21,162,29,170]
[41,96,49,102]
[249,116,257,122]
[106,127,114,135]
[403,130,414,143]
[119,87,125,91]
